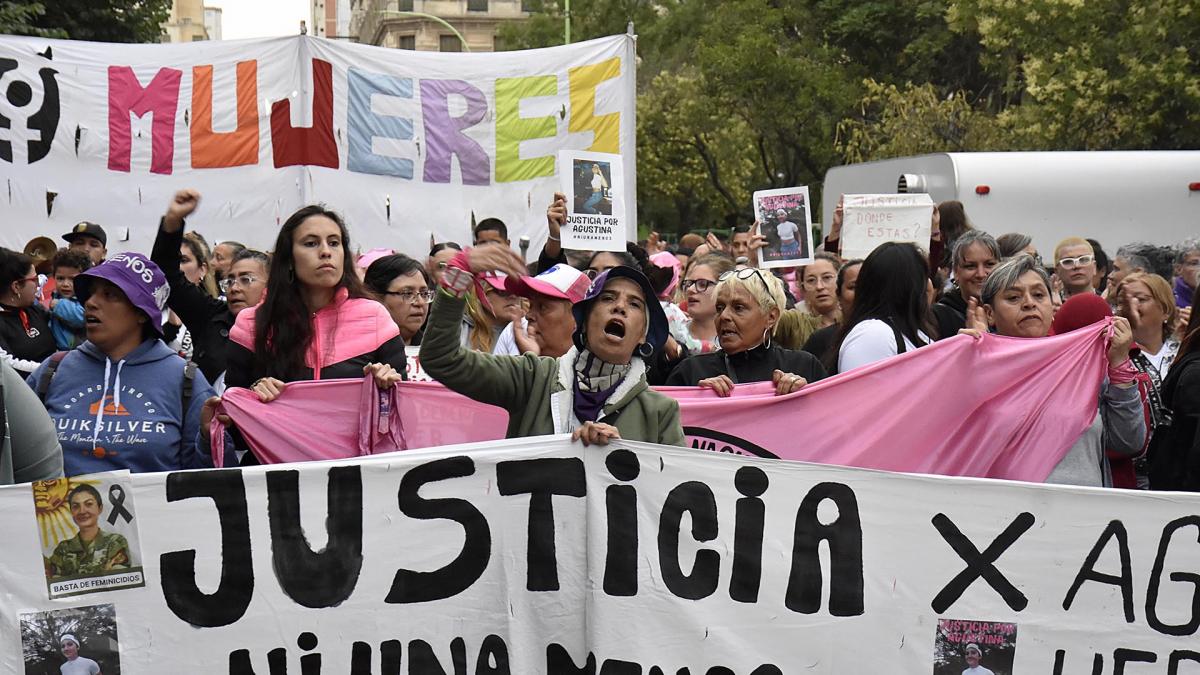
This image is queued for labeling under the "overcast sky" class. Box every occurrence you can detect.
[216,0,311,40]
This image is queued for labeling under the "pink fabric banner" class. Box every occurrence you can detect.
[213,320,1112,482]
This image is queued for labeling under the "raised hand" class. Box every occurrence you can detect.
[163,189,201,232]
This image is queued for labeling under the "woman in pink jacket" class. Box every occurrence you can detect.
[223,205,406,420]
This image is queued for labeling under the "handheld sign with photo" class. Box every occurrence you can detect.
[32,472,145,599]
[558,149,626,252]
[752,187,814,268]
[841,193,935,260]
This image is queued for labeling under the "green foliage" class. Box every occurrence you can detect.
[0,1,62,37]
[13,0,172,43]
[504,0,1199,234]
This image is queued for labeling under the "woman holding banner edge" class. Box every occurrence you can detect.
[962,254,1145,487]
[420,245,684,447]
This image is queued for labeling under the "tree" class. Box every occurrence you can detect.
[14,0,171,43]
[0,1,63,37]
[951,0,1200,150]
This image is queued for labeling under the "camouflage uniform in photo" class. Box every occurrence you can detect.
[48,530,131,579]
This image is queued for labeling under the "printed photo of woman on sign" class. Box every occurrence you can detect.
[573,159,613,216]
[32,473,145,599]
[933,618,1017,675]
[752,186,815,269]
[20,603,120,675]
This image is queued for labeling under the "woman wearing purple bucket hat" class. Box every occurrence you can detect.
[27,253,220,476]
[420,245,684,447]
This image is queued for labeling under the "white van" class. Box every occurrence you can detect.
[822,151,1200,258]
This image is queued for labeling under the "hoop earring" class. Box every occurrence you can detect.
[637,342,653,358]
[761,327,772,349]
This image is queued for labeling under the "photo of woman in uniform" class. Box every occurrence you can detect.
[46,485,130,581]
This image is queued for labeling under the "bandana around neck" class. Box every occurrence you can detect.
[572,348,632,424]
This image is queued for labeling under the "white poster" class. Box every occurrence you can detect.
[557,149,626,251]
[753,186,814,268]
[0,34,637,259]
[841,193,935,260]
[1,437,1198,672]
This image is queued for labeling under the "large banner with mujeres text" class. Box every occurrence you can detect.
[2,436,1199,674]
[0,34,635,257]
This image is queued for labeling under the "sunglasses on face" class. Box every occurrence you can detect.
[1057,254,1095,269]
[681,278,717,293]
[218,274,261,292]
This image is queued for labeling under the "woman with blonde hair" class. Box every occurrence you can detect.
[1118,272,1181,488]
[666,267,825,395]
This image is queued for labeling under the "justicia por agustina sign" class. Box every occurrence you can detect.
[4,437,1199,674]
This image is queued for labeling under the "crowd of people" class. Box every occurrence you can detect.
[2,189,1198,492]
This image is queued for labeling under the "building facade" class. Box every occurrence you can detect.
[349,0,529,52]
[312,0,354,39]
[161,0,209,42]
[203,6,223,41]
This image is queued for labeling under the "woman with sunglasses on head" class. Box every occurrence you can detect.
[671,253,736,354]
[0,247,55,376]
[152,190,270,386]
[666,267,826,395]
[364,254,434,346]
[834,242,937,374]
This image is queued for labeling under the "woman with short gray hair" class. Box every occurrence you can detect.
[966,255,1144,487]
[933,230,1001,339]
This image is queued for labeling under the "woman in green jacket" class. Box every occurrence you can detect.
[420,246,685,447]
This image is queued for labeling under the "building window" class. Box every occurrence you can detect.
[467,0,487,11]
[439,34,463,51]
[397,34,416,50]
[521,0,535,11]
[398,0,413,10]
[192,35,206,41]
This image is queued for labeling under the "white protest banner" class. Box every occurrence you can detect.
[557,149,626,251]
[840,193,935,260]
[753,186,814,268]
[404,345,433,382]
[3,437,1198,673]
[0,34,636,257]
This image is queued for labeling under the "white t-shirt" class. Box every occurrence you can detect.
[776,220,799,242]
[1143,339,1179,377]
[962,666,994,675]
[591,173,603,191]
[492,319,528,356]
[61,656,100,675]
[838,319,931,373]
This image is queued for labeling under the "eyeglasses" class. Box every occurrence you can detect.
[18,275,37,286]
[218,274,261,292]
[681,278,717,293]
[384,289,436,303]
[803,273,837,289]
[719,267,772,293]
[1057,254,1095,269]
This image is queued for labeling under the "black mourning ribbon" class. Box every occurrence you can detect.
[106,484,133,526]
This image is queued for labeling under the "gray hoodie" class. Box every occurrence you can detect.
[1046,379,1145,487]
[1,360,62,484]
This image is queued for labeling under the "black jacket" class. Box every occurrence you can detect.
[665,343,827,387]
[150,220,235,383]
[0,304,55,375]
[932,288,968,340]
